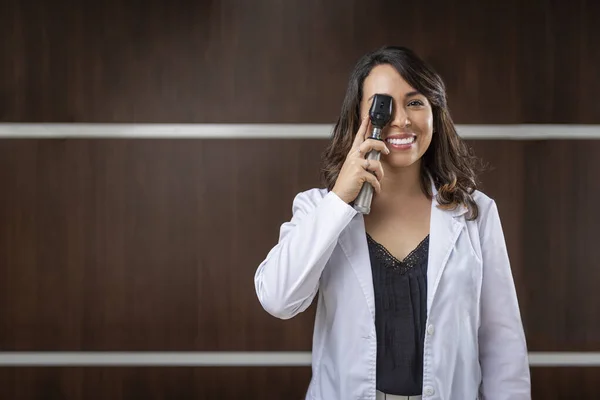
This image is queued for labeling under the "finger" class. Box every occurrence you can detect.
[358,138,390,156]
[364,159,384,181]
[362,171,382,194]
[352,116,370,149]
[350,146,364,158]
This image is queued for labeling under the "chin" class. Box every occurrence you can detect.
[384,153,422,169]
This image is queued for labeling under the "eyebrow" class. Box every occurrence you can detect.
[367,91,422,101]
[404,91,422,99]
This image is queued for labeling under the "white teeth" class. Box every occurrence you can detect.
[387,137,415,145]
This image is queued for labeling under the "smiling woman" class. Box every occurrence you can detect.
[254,46,531,400]
[323,46,482,222]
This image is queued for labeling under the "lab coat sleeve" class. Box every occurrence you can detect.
[254,189,357,320]
[478,200,531,399]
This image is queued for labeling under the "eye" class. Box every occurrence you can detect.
[408,99,425,107]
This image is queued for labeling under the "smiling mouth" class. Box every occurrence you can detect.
[385,136,416,146]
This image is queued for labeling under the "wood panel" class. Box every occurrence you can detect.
[1,0,598,123]
[518,0,600,123]
[0,367,313,400]
[0,367,598,399]
[530,368,600,399]
[522,140,600,351]
[0,139,323,351]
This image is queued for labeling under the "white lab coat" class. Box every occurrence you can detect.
[254,183,531,400]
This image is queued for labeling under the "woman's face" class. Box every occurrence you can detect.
[359,64,434,170]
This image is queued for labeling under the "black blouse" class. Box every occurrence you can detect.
[366,233,429,396]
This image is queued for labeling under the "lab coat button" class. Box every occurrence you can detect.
[427,324,435,335]
[424,386,435,396]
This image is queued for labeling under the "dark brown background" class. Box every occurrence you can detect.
[1,0,599,399]
[1,0,599,124]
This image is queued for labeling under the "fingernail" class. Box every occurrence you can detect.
[385,146,390,154]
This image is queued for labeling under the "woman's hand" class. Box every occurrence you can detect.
[332,117,389,204]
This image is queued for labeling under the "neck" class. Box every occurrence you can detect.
[365,162,431,222]
[367,160,429,221]
[379,161,424,200]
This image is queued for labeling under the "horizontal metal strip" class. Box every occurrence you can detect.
[0,123,599,139]
[0,352,599,367]
[0,352,311,367]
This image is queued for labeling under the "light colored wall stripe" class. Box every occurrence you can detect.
[0,124,599,139]
[0,352,598,367]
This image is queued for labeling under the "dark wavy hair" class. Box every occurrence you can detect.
[321,45,483,220]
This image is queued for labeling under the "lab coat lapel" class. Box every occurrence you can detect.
[427,182,467,311]
[337,180,468,320]
[339,213,376,320]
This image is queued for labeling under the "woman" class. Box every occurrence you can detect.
[254,46,530,400]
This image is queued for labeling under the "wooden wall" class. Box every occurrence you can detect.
[1,0,599,399]
[2,0,598,124]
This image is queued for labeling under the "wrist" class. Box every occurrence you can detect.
[331,188,350,204]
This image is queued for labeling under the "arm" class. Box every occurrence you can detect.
[478,200,531,399]
[254,189,357,320]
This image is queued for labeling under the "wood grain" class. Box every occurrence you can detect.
[531,367,600,399]
[1,0,598,123]
[521,140,600,351]
[0,367,598,399]
[0,367,313,400]
[0,139,323,350]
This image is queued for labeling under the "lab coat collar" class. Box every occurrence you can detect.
[339,175,467,320]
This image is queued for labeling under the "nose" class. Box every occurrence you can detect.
[390,104,411,128]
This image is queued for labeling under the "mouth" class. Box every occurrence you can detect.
[385,134,416,149]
